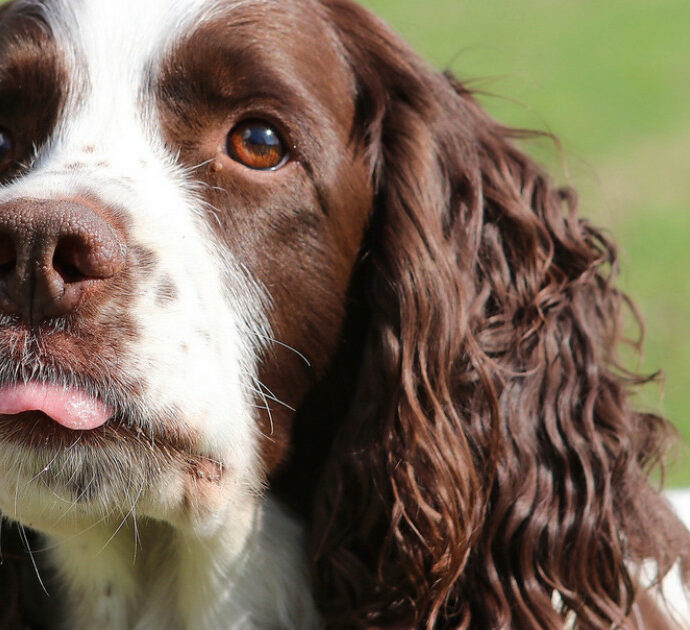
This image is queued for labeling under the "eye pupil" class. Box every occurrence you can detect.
[242,125,279,150]
[226,120,287,170]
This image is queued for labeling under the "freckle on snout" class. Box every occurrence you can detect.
[155,275,179,306]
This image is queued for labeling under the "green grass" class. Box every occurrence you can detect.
[365,0,690,484]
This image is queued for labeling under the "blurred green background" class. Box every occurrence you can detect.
[365,0,690,485]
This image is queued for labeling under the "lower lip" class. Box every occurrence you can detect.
[0,382,113,430]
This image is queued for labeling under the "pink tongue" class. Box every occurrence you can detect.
[0,382,112,430]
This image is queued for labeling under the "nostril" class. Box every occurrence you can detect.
[53,235,92,283]
[0,233,15,273]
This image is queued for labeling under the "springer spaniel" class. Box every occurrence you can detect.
[0,0,688,628]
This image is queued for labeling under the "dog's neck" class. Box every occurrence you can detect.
[43,497,319,630]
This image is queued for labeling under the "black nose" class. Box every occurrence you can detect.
[0,198,125,324]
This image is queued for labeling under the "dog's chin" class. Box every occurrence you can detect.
[0,409,230,535]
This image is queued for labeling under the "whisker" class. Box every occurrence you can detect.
[249,332,311,367]
[251,378,274,436]
[98,481,145,555]
[18,522,49,596]
[247,383,295,413]
[182,157,215,174]
[25,436,81,487]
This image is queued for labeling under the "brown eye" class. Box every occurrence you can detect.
[0,128,14,169]
[226,120,287,170]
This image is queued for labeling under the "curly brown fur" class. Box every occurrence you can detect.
[274,2,690,628]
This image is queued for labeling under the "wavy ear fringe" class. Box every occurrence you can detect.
[278,2,690,628]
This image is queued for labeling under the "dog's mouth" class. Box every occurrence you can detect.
[0,381,113,430]
[0,375,225,513]
[0,332,227,519]
[0,373,190,456]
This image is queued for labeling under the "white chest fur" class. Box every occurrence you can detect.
[46,497,320,630]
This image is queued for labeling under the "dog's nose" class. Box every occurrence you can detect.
[0,198,125,323]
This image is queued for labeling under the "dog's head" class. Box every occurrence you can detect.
[0,0,686,627]
[0,0,372,531]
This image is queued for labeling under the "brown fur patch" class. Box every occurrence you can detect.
[156,0,372,473]
[0,5,67,183]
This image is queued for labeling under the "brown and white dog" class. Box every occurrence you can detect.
[0,0,688,628]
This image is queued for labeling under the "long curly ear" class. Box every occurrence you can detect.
[290,2,690,628]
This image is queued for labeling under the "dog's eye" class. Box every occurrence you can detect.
[0,128,14,168]
[226,120,287,171]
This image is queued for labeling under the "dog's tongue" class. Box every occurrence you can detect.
[0,382,112,430]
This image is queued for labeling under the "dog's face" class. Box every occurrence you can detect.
[0,0,370,534]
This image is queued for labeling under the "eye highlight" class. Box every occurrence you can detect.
[225,120,288,171]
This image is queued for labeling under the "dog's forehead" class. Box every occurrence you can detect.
[35,0,215,70]
[7,0,348,162]
[35,0,334,87]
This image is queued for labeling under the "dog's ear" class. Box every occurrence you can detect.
[289,2,689,628]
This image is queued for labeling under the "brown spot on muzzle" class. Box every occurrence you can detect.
[155,274,179,306]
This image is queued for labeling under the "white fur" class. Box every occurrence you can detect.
[555,492,690,629]
[0,0,318,627]
[45,498,318,630]
[658,490,690,626]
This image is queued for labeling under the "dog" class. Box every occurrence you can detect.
[0,0,688,628]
